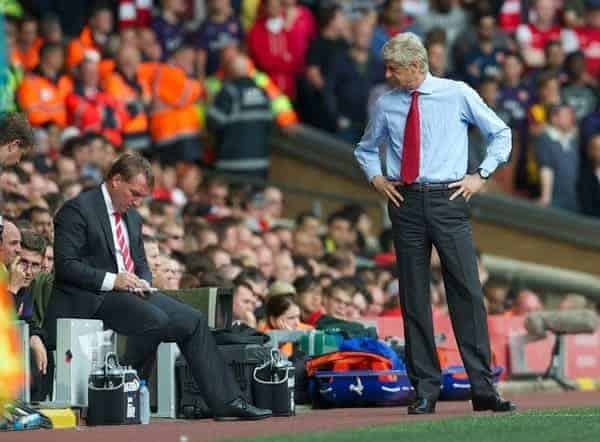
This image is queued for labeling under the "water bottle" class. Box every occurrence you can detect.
[139,380,150,424]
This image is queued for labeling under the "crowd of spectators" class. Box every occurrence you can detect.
[0,0,598,215]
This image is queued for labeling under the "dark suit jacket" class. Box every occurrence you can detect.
[50,186,152,320]
[578,166,600,218]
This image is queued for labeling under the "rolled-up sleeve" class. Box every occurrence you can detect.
[459,82,512,176]
[354,97,388,182]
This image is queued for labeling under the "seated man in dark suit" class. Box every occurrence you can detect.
[44,153,271,420]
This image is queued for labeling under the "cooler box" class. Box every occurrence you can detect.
[310,369,415,408]
[298,331,341,356]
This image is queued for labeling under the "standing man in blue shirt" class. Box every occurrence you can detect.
[354,33,515,415]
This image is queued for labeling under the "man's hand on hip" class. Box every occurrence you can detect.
[448,174,486,201]
[372,176,404,207]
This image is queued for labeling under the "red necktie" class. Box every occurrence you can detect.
[400,91,421,184]
[114,212,135,273]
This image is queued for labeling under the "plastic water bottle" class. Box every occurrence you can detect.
[139,380,150,424]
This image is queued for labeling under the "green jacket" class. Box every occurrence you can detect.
[30,272,54,330]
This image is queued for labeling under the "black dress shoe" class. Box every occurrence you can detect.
[213,397,273,421]
[407,398,437,415]
[472,395,517,412]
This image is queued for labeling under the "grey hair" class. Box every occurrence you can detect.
[381,32,429,74]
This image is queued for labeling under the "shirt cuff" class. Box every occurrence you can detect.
[478,160,496,178]
[101,272,116,291]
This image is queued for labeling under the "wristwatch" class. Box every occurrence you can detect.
[477,168,490,180]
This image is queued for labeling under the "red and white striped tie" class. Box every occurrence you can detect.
[114,212,135,273]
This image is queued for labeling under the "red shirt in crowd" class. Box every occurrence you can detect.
[516,23,562,50]
[574,26,600,78]
[248,7,316,100]
[66,86,128,147]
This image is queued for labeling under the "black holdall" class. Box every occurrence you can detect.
[252,349,296,417]
[87,352,141,426]
[176,325,272,419]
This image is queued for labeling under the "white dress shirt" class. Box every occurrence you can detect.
[100,183,132,291]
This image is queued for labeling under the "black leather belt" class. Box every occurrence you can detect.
[397,181,455,191]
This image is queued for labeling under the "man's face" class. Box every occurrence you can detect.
[329,219,352,248]
[92,9,113,34]
[300,216,321,237]
[428,44,447,74]
[144,242,161,273]
[19,249,43,286]
[293,231,314,257]
[385,62,420,90]
[213,250,231,268]
[163,225,184,252]
[256,246,274,279]
[503,55,523,81]
[297,286,323,314]
[41,245,54,273]
[367,286,385,316]
[233,285,257,321]
[208,184,228,208]
[32,211,54,241]
[274,252,295,283]
[324,288,351,320]
[108,173,151,213]
[45,47,64,72]
[0,140,25,167]
[197,230,218,250]
[1,223,22,263]
[165,258,181,289]
[221,226,238,254]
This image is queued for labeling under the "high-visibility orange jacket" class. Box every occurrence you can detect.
[66,86,129,147]
[148,63,203,147]
[15,37,43,71]
[17,71,74,127]
[102,68,151,149]
[65,26,114,77]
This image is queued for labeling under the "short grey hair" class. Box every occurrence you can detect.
[381,32,428,74]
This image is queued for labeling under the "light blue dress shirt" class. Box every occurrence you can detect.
[354,73,512,183]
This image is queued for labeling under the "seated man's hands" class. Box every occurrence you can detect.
[114,272,152,296]
[9,257,27,296]
[30,335,48,375]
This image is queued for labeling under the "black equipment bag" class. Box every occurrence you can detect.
[176,327,271,419]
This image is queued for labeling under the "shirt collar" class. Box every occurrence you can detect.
[101,183,117,216]
[414,73,435,95]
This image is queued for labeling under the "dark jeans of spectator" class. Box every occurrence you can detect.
[30,350,54,402]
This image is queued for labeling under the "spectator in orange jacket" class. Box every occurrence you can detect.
[148,44,204,164]
[65,2,115,76]
[102,44,152,151]
[18,43,74,128]
[66,56,128,147]
[16,15,43,71]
